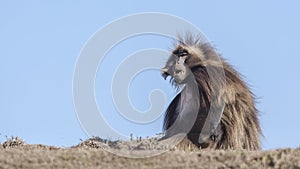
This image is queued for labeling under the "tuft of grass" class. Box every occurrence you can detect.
[2,136,26,148]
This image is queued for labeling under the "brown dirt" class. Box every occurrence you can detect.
[0,137,300,169]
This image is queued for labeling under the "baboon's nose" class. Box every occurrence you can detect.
[161,67,168,73]
[161,67,169,80]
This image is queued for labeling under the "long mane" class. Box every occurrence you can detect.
[163,34,262,150]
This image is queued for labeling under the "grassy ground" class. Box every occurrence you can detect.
[0,137,299,169]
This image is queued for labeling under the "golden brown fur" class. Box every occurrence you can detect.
[162,34,262,150]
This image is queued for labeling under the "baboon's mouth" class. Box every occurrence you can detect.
[174,70,184,75]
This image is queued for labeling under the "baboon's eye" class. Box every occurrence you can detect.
[173,48,188,57]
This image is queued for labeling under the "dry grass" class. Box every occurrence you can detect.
[0,137,300,169]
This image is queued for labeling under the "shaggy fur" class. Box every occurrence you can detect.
[161,34,262,150]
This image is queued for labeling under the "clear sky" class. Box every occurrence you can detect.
[1,1,300,150]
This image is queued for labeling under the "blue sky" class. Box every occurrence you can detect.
[1,1,300,150]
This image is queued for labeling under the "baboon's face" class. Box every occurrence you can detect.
[173,56,191,84]
[161,47,189,80]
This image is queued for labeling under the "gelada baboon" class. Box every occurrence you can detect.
[161,34,262,150]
